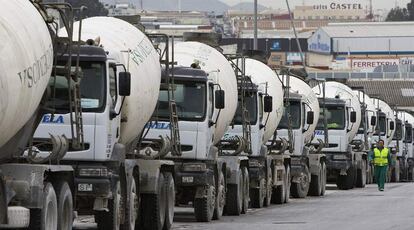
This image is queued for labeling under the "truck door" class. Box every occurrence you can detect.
[108,63,122,152]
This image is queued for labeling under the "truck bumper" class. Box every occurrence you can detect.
[175,169,215,187]
[325,153,352,176]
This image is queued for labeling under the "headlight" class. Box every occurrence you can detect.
[78,167,109,177]
[182,163,207,172]
[332,154,348,160]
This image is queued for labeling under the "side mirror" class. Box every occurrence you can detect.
[215,90,225,109]
[370,116,377,126]
[390,121,395,130]
[306,111,314,125]
[264,96,273,113]
[119,72,131,96]
[350,111,357,123]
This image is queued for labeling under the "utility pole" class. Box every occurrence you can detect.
[178,0,181,13]
[253,0,258,50]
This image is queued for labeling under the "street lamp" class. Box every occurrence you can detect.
[254,0,258,50]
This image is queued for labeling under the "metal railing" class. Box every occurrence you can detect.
[308,72,414,80]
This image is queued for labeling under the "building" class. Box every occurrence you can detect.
[294,4,367,21]
[307,22,414,70]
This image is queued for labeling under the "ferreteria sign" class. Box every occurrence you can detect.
[313,3,363,10]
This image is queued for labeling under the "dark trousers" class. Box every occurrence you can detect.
[374,165,388,190]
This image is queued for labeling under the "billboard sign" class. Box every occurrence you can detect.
[351,58,399,72]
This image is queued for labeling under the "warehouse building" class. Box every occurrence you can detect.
[307,22,414,71]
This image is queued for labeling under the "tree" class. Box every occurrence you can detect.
[386,0,414,21]
[386,7,408,21]
[65,0,108,17]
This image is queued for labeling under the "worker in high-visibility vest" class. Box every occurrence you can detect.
[370,140,392,191]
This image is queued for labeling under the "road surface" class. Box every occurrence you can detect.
[74,183,414,230]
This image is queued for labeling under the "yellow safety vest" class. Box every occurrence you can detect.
[374,148,389,166]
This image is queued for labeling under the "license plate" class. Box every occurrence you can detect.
[78,183,93,192]
[182,176,194,183]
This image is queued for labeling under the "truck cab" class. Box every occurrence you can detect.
[33,44,128,214]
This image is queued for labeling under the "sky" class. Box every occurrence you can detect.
[221,0,411,10]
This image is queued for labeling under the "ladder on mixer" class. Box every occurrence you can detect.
[227,55,252,155]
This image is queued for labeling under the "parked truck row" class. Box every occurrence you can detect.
[1,1,413,230]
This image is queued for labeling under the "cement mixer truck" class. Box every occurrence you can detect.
[388,111,414,182]
[273,75,326,198]
[224,58,287,208]
[312,81,366,190]
[352,91,378,185]
[0,1,90,229]
[141,40,243,222]
[29,17,182,230]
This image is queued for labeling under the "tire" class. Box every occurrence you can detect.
[139,173,166,230]
[55,182,73,230]
[264,165,272,207]
[285,165,291,203]
[29,182,58,230]
[163,173,175,230]
[249,178,264,208]
[409,166,414,182]
[95,181,121,230]
[121,176,139,230]
[271,167,285,204]
[291,165,310,198]
[241,167,249,214]
[0,174,7,224]
[336,167,355,190]
[194,179,215,222]
[213,170,225,220]
[356,160,367,188]
[225,169,243,215]
[320,162,326,196]
[308,163,322,196]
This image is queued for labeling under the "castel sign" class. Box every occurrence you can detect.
[313,3,363,10]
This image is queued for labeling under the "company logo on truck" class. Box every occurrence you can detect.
[131,38,154,66]
[315,130,325,136]
[18,44,53,88]
[42,115,64,124]
[145,122,171,130]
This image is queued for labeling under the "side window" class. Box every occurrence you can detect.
[209,84,214,119]
[259,95,263,122]
[109,64,117,105]
[302,103,306,126]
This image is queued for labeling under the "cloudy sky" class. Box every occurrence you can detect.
[221,0,410,10]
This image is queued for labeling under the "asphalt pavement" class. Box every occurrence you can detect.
[74,183,414,230]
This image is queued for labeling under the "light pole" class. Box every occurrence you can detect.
[254,0,258,50]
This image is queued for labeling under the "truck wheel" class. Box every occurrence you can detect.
[356,160,367,188]
[140,173,166,230]
[241,167,249,214]
[291,165,310,198]
[308,162,322,196]
[0,174,7,224]
[337,167,355,190]
[271,167,285,204]
[225,169,243,215]
[285,165,291,203]
[121,177,139,230]
[55,182,73,230]
[264,165,272,207]
[213,170,225,220]
[320,162,326,196]
[409,167,414,182]
[250,178,264,208]
[96,181,122,230]
[29,182,58,230]
[194,179,215,222]
[163,173,174,230]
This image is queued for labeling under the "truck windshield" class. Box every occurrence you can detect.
[375,116,386,136]
[156,81,206,121]
[46,62,106,113]
[316,105,345,130]
[278,101,301,129]
[233,94,258,125]
[405,125,412,143]
[393,121,402,140]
